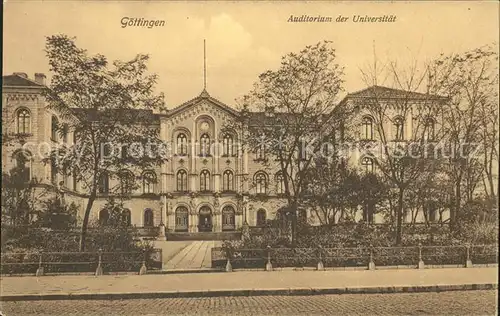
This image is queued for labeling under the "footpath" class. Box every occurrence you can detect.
[0,267,497,301]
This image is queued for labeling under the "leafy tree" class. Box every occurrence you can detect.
[34,197,78,230]
[1,167,44,227]
[98,198,131,228]
[43,35,167,251]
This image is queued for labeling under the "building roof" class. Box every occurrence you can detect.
[71,108,159,122]
[2,74,44,88]
[167,89,240,117]
[346,85,446,100]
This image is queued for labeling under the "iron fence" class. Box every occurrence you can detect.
[212,244,498,270]
[0,248,162,275]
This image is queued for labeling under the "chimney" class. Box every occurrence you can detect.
[13,72,28,79]
[35,73,46,85]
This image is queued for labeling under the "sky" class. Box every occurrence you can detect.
[3,1,499,108]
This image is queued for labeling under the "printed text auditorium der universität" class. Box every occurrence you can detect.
[287,15,397,23]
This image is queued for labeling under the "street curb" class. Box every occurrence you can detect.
[0,283,497,301]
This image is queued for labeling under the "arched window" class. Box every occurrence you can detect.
[122,209,131,226]
[393,116,404,141]
[99,209,109,226]
[73,130,80,145]
[73,167,78,191]
[361,156,374,173]
[177,133,188,156]
[13,150,31,182]
[362,116,374,140]
[275,172,285,195]
[223,134,234,156]
[175,206,189,232]
[142,171,156,194]
[144,208,154,227]
[425,201,437,223]
[424,117,435,141]
[222,170,234,191]
[98,172,109,194]
[362,203,375,223]
[17,108,30,134]
[256,209,267,226]
[50,157,58,185]
[119,170,134,194]
[62,124,68,143]
[298,209,307,221]
[200,169,210,191]
[200,133,210,156]
[222,206,236,231]
[176,169,188,192]
[51,116,59,141]
[254,172,267,194]
[256,143,266,160]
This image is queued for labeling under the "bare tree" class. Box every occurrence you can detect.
[230,41,349,245]
[357,58,446,245]
[428,45,499,228]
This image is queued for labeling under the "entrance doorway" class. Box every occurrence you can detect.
[198,206,212,232]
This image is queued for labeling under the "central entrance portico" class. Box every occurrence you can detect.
[198,206,213,232]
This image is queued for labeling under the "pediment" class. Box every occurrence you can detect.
[166,90,240,125]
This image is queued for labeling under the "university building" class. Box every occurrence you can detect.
[2,72,449,237]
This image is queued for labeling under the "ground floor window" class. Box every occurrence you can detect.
[256,209,266,226]
[144,208,154,227]
[175,206,189,232]
[222,206,235,231]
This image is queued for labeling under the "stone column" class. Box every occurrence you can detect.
[243,148,249,193]
[214,212,222,232]
[159,197,166,238]
[190,121,197,192]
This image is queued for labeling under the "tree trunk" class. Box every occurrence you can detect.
[290,202,298,247]
[79,191,97,252]
[450,179,462,231]
[395,188,404,245]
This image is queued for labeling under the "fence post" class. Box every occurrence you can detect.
[265,245,273,271]
[35,251,44,277]
[368,245,375,270]
[95,248,103,276]
[139,249,147,275]
[465,244,473,268]
[317,246,324,271]
[225,257,233,272]
[418,243,425,269]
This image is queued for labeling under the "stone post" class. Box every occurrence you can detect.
[225,255,233,272]
[418,243,425,269]
[95,248,103,276]
[465,244,473,268]
[241,223,250,241]
[35,251,44,277]
[317,247,324,271]
[265,245,273,271]
[368,245,375,270]
[139,249,148,275]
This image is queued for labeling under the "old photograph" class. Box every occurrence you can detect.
[1,1,499,315]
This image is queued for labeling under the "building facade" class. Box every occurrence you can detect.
[2,73,448,236]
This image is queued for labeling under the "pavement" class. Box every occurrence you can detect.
[0,267,497,301]
[152,240,221,271]
[1,290,497,315]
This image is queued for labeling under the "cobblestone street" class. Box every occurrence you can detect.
[1,290,497,316]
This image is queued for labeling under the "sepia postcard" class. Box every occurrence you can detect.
[1,1,499,315]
